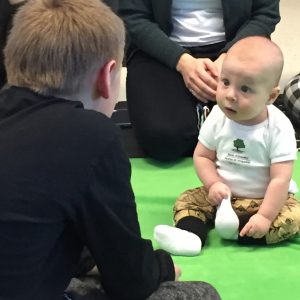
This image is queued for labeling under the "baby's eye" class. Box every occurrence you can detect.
[222,78,230,86]
[241,85,251,93]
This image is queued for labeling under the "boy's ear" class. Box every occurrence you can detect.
[267,86,281,105]
[95,60,116,99]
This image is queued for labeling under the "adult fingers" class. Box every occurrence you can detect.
[204,58,219,79]
[189,80,216,102]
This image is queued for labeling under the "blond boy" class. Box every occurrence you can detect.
[0,1,191,299]
[0,1,223,299]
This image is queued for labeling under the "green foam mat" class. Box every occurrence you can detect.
[130,153,300,300]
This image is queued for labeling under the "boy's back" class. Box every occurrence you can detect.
[0,86,138,299]
[0,0,211,299]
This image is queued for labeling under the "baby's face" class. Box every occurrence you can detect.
[216,55,275,125]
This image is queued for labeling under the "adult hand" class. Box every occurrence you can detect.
[174,264,182,281]
[176,53,218,102]
[208,182,231,206]
[240,213,272,239]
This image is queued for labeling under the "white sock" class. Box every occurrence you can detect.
[153,225,202,256]
[215,220,239,240]
[215,195,239,240]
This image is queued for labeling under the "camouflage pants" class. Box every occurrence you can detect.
[173,187,300,244]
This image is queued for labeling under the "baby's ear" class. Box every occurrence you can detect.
[267,86,281,105]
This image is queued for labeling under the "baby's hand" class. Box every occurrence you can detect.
[208,182,231,206]
[174,264,182,281]
[240,213,272,238]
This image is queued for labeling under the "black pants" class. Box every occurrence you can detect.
[125,43,224,161]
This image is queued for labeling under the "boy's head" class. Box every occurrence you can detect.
[4,0,125,115]
[216,36,284,125]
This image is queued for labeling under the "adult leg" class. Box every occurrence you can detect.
[126,51,200,161]
[147,281,221,300]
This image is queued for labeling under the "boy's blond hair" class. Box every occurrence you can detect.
[4,0,125,96]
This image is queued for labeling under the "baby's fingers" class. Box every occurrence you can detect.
[240,223,252,237]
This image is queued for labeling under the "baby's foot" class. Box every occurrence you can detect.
[153,225,202,256]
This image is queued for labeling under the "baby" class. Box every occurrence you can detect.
[155,36,300,256]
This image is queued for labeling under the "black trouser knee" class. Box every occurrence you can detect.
[176,216,210,246]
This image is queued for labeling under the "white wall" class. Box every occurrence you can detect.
[119,67,127,102]
[272,0,300,90]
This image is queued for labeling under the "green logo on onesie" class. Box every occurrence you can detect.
[224,138,250,165]
[233,138,245,152]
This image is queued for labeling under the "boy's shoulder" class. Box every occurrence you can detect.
[0,86,120,151]
[54,97,121,151]
[71,105,117,135]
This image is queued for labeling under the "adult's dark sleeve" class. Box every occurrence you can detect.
[102,0,119,13]
[222,0,280,51]
[119,0,187,70]
[76,132,175,300]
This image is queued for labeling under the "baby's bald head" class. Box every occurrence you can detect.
[225,36,284,89]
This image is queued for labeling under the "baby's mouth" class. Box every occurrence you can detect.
[224,107,237,114]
